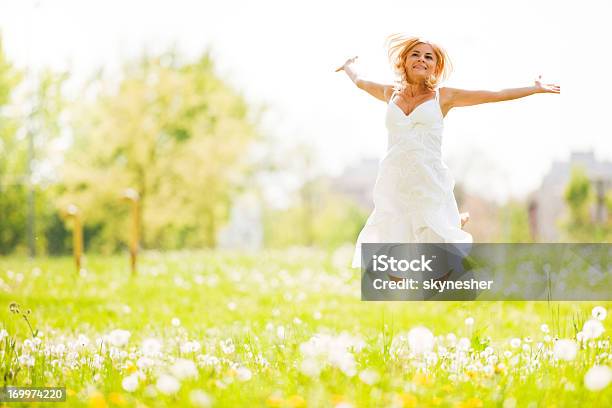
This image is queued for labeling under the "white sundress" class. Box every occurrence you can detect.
[352,87,473,268]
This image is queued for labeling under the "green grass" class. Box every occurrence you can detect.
[0,247,610,407]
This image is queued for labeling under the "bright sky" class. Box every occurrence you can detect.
[1,0,610,204]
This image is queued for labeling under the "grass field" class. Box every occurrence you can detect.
[0,246,610,407]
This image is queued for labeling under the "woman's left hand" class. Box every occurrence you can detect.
[534,74,560,93]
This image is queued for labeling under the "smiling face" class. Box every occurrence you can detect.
[404,43,438,84]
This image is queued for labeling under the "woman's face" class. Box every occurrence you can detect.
[404,43,437,83]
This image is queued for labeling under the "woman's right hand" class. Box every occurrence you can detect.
[335,56,358,72]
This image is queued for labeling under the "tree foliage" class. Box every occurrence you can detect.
[58,51,259,252]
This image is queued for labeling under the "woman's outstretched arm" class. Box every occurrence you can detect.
[335,56,394,102]
[443,75,560,109]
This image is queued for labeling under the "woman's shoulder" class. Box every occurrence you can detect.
[383,85,400,102]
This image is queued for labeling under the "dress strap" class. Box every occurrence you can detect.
[435,88,440,100]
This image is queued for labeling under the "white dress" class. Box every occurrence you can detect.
[352,88,473,268]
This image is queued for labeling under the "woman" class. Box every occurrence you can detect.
[336,34,560,269]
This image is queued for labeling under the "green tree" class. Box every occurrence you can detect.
[561,165,610,242]
[58,51,259,252]
[0,36,25,254]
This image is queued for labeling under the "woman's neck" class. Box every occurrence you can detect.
[402,82,430,97]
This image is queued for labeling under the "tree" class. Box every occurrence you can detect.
[58,50,260,252]
[561,165,610,242]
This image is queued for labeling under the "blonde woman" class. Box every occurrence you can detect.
[336,34,560,268]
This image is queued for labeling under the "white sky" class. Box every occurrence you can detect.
[1,0,611,204]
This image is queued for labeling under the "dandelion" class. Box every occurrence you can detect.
[510,338,521,348]
[180,340,201,354]
[584,365,611,391]
[540,324,549,333]
[220,338,235,354]
[553,339,578,361]
[88,391,106,408]
[227,302,237,311]
[142,338,163,357]
[171,318,181,327]
[592,306,607,321]
[136,356,155,370]
[300,358,322,377]
[236,366,252,381]
[76,334,90,348]
[358,368,380,385]
[190,389,213,407]
[107,329,131,347]
[170,358,198,380]
[18,354,35,367]
[122,374,139,392]
[156,374,181,395]
[407,326,434,354]
[465,317,474,326]
[582,319,605,340]
[458,337,471,352]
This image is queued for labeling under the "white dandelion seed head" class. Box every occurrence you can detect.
[458,337,471,352]
[107,329,131,348]
[219,339,235,354]
[156,374,181,395]
[553,339,578,361]
[358,368,380,385]
[142,338,163,357]
[510,338,521,348]
[136,356,155,370]
[465,317,474,326]
[584,365,611,391]
[190,389,213,407]
[236,366,252,382]
[300,358,322,377]
[407,326,434,354]
[583,319,605,340]
[592,306,607,321]
[170,358,198,380]
[171,318,181,327]
[122,374,139,392]
[180,340,201,354]
[540,324,550,334]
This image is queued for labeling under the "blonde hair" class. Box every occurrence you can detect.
[385,33,452,91]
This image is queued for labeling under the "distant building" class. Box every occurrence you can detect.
[527,150,612,242]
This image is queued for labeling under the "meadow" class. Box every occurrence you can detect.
[0,246,610,407]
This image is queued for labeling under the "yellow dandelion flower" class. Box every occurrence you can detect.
[400,393,418,408]
[457,397,483,408]
[108,392,126,406]
[66,388,77,397]
[287,394,306,407]
[441,384,453,393]
[412,372,433,386]
[126,362,138,374]
[331,394,347,405]
[88,391,107,408]
[265,395,284,407]
[466,370,478,379]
